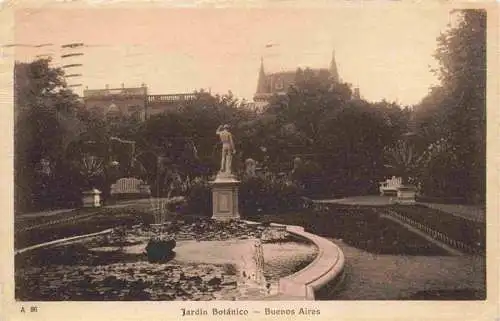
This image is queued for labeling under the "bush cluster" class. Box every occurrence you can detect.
[181,175,306,218]
[182,178,213,217]
[239,176,304,217]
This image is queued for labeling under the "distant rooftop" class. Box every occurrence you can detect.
[83,85,147,98]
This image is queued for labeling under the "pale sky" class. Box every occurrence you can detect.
[13,6,457,105]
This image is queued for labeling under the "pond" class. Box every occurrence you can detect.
[15,219,318,301]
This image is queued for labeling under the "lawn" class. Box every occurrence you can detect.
[251,204,486,300]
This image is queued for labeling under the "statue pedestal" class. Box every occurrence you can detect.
[210,174,240,221]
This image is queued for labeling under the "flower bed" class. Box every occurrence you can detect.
[253,206,449,256]
[388,204,485,254]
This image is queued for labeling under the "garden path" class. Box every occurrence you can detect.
[331,239,485,300]
[15,198,169,220]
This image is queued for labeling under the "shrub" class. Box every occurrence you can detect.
[181,174,306,218]
[144,237,176,263]
[182,177,212,217]
[239,175,304,217]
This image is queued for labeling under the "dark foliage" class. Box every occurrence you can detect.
[414,10,486,203]
[145,238,176,263]
[182,178,212,217]
[239,176,304,217]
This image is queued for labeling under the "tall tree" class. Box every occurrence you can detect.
[14,58,84,211]
[415,9,486,202]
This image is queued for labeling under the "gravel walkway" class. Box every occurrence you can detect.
[331,239,486,300]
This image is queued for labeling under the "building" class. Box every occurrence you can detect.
[83,84,148,121]
[253,50,356,107]
[83,84,209,121]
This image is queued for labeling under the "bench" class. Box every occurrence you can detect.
[379,176,402,196]
[110,177,151,199]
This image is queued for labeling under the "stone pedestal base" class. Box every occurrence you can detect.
[211,175,240,221]
[396,186,417,205]
[82,188,102,208]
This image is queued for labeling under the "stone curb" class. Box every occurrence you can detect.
[15,228,114,255]
[241,219,346,300]
[278,225,345,300]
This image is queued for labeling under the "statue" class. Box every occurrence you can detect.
[212,124,240,221]
[244,158,257,177]
[216,124,236,176]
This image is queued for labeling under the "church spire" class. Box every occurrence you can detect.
[329,49,340,83]
[256,57,268,94]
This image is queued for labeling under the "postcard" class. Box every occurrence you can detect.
[0,1,498,320]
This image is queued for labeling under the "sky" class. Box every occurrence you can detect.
[13,5,457,106]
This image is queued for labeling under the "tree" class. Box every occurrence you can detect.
[415,9,486,202]
[271,68,352,149]
[383,140,427,185]
[258,68,408,196]
[133,91,255,179]
[14,58,85,211]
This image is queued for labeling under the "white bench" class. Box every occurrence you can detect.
[379,176,402,196]
[110,177,151,198]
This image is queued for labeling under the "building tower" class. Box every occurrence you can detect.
[253,57,273,106]
[329,49,340,83]
[255,57,268,96]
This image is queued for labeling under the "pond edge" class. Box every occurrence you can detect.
[16,220,346,301]
[243,220,346,300]
[15,228,114,255]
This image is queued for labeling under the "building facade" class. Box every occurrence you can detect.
[83,84,208,121]
[253,50,358,107]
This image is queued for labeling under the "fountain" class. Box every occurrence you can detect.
[15,129,345,301]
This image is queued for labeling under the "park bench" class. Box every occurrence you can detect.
[110,177,151,200]
[379,176,402,196]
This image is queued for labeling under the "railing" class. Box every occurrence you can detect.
[383,208,482,255]
[147,93,197,103]
[84,88,147,98]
